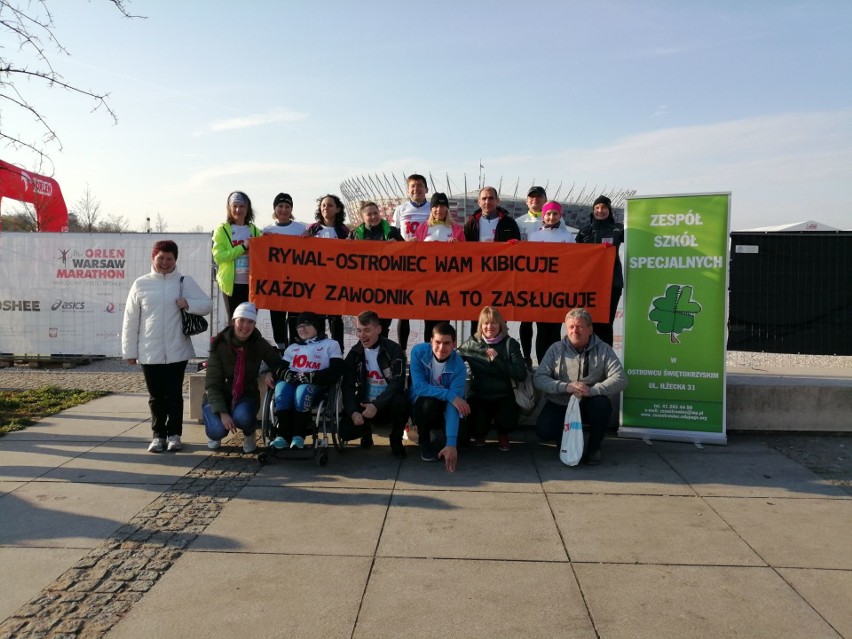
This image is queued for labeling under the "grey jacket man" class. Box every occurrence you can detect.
[533,334,627,405]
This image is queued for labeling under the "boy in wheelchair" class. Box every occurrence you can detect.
[271,311,343,449]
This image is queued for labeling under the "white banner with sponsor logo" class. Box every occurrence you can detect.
[0,233,216,358]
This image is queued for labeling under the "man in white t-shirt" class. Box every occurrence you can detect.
[392,174,430,351]
[263,192,307,348]
[408,322,470,472]
[516,186,547,365]
[517,186,546,240]
[340,310,409,458]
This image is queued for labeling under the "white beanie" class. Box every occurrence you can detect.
[232,302,257,322]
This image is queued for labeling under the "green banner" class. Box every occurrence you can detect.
[621,193,730,444]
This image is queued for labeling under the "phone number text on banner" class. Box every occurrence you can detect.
[250,235,615,322]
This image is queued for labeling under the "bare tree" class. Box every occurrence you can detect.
[187,224,206,233]
[72,183,101,232]
[0,203,38,231]
[153,212,167,232]
[99,213,131,233]
[65,210,81,231]
[0,0,143,170]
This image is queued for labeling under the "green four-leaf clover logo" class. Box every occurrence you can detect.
[649,285,702,344]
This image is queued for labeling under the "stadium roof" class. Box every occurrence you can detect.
[739,220,841,232]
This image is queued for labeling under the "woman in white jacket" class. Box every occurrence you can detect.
[122,240,213,453]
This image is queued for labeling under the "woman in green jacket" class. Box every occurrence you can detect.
[212,191,262,320]
[458,306,527,451]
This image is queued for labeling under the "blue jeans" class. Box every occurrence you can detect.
[273,381,321,413]
[202,397,259,442]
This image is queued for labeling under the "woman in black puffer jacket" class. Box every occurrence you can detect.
[458,306,528,451]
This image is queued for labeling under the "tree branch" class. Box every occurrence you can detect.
[0,0,142,166]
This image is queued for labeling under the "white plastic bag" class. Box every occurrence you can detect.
[559,396,584,466]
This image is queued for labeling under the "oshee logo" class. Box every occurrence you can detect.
[51,300,86,311]
[0,300,41,311]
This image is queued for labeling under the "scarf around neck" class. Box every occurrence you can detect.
[230,345,247,410]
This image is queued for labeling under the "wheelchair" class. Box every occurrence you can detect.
[257,380,346,466]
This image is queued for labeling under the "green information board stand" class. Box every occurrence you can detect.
[620,193,731,445]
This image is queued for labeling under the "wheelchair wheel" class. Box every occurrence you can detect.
[325,382,347,453]
[257,451,268,465]
[261,386,276,447]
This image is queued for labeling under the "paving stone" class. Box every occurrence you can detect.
[1,455,261,637]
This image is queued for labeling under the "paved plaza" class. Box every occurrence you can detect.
[0,393,850,638]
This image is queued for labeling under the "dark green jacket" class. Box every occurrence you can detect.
[458,334,527,399]
[204,327,283,415]
[349,219,405,241]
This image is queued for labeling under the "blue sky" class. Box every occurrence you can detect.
[2,0,851,231]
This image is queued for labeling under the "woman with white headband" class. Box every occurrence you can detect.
[212,191,263,320]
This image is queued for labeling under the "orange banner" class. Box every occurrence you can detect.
[250,235,615,323]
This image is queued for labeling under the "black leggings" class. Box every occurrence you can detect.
[223,283,249,320]
[327,315,344,351]
[270,310,299,348]
[593,289,622,347]
[397,319,410,351]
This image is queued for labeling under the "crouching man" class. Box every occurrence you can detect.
[340,310,409,459]
[409,322,470,472]
[533,308,627,465]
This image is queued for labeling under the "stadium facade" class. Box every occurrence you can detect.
[340,172,633,230]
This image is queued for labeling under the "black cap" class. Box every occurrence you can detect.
[430,192,449,208]
[296,311,324,333]
[273,193,293,207]
[527,186,546,198]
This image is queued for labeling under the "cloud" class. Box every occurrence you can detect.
[566,110,852,177]
[204,110,308,133]
[182,161,336,190]
[470,110,852,229]
[652,104,669,118]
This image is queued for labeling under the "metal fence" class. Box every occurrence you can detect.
[728,232,852,355]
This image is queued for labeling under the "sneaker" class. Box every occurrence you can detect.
[147,438,165,453]
[585,449,602,466]
[474,436,487,447]
[420,442,437,462]
[290,436,305,449]
[391,440,407,459]
[207,439,221,450]
[166,435,182,451]
[360,433,374,449]
[271,436,288,450]
[498,434,510,452]
[243,435,257,454]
